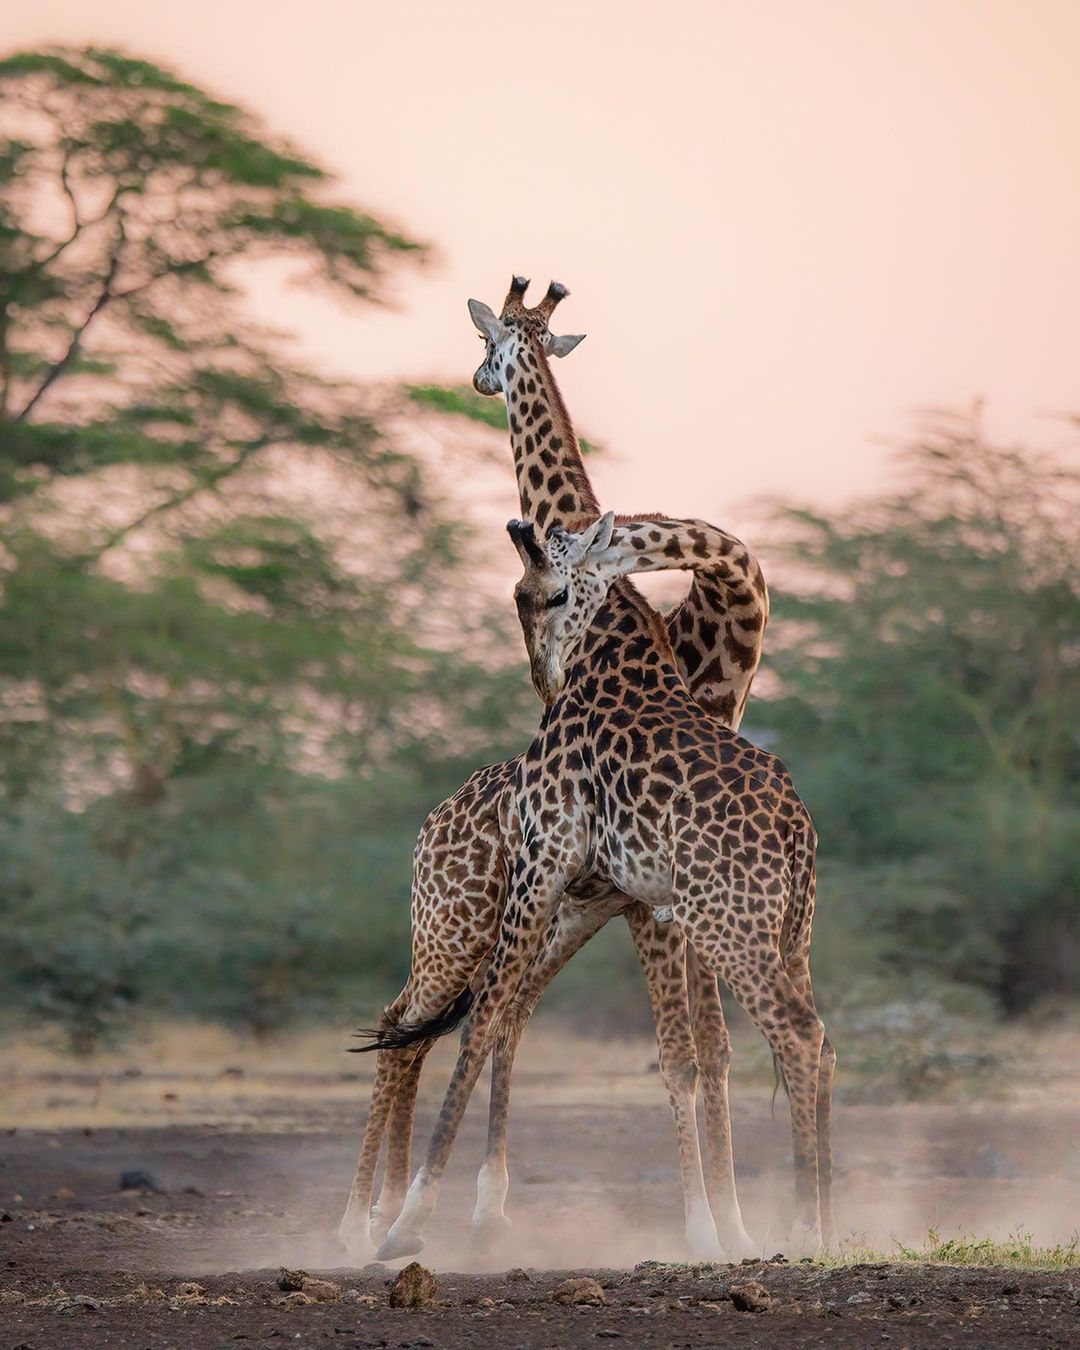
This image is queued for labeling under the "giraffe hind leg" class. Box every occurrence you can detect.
[339,971,483,1259]
[686,944,756,1259]
[816,1031,837,1251]
[785,953,836,1252]
[337,1044,413,1259]
[725,950,824,1252]
[675,898,825,1252]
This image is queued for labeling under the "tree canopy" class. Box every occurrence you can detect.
[762,408,1078,1013]
[0,46,527,804]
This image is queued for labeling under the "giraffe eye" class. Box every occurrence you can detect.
[546,588,569,609]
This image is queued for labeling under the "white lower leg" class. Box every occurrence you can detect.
[712,1197,756,1260]
[378,1167,440,1258]
[663,1069,722,1262]
[369,1183,407,1243]
[472,1156,510,1231]
[338,1188,373,1255]
[684,1189,723,1262]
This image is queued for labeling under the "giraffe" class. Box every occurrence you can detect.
[339,279,767,1263]
[376,511,834,1261]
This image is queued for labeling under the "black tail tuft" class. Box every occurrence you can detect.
[348,986,475,1054]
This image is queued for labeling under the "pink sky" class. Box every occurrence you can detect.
[9,1,1080,527]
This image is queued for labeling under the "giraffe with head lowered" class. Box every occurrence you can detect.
[375,500,834,1260]
[339,279,769,1263]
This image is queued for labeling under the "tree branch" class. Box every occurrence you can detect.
[110,242,247,302]
[0,286,15,421]
[76,434,276,565]
[16,220,126,422]
[29,134,120,270]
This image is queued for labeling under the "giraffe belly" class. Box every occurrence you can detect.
[602,840,674,909]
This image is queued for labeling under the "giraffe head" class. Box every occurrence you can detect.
[507,510,626,703]
[468,276,585,396]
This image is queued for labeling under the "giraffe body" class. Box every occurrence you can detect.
[378,513,833,1260]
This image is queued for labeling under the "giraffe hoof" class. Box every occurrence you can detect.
[368,1204,398,1246]
[337,1212,372,1262]
[376,1229,425,1262]
[472,1212,512,1243]
[338,1231,372,1263]
[684,1211,724,1263]
[718,1226,758,1263]
[687,1239,725,1263]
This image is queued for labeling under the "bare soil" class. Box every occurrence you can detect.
[1,1031,1078,1347]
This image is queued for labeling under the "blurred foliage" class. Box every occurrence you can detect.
[407,383,510,431]
[406,383,600,454]
[0,759,501,1050]
[762,407,1079,1016]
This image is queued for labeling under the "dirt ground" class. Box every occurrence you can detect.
[1,1027,1078,1347]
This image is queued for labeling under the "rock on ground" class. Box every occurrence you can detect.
[552,1276,607,1306]
[276,1268,342,1302]
[729,1279,772,1312]
[389,1262,438,1309]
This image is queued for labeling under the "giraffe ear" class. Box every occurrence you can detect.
[568,511,616,562]
[543,331,586,359]
[589,510,615,554]
[468,299,506,343]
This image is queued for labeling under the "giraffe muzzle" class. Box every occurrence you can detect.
[531,653,566,706]
[473,366,501,397]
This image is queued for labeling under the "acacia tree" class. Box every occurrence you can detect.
[764,407,1079,1012]
[0,47,518,801]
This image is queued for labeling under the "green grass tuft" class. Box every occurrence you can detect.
[821,1227,1079,1271]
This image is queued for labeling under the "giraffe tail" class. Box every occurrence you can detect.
[771,1055,788,1117]
[780,818,818,968]
[348,986,475,1053]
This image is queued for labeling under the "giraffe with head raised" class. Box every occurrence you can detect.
[464,277,768,1246]
[339,279,769,1263]
[376,506,834,1261]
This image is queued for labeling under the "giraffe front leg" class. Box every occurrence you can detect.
[377,856,569,1261]
[473,895,624,1242]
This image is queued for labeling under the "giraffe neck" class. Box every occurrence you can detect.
[551,515,771,724]
[504,337,598,534]
[569,585,684,698]
[611,515,769,729]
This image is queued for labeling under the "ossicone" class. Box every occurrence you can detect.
[506,518,546,566]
